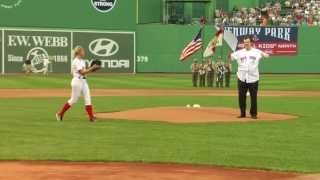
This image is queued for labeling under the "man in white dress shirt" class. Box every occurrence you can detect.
[230,36,269,119]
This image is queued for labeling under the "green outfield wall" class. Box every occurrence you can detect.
[136,24,320,73]
[0,0,136,30]
[136,25,218,73]
[1,0,319,74]
[0,31,2,73]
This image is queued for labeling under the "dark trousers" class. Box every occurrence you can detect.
[199,75,206,87]
[238,79,259,117]
[225,73,231,87]
[207,71,214,87]
[216,76,223,88]
[192,72,198,87]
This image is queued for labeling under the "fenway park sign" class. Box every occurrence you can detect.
[224,26,298,55]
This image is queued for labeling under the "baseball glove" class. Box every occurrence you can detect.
[90,59,102,71]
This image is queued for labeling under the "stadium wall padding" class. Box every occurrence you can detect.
[136,24,320,73]
[0,0,136,30]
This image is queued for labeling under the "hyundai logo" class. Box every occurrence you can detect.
[89,38,119,57]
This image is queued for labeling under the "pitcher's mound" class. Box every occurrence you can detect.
[97,107,297,123]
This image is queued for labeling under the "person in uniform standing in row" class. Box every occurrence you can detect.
[205,59,215,87]
[216,60,225,88]
[191,60,199,87]
[224,62,232,88]
[199,61,206,87]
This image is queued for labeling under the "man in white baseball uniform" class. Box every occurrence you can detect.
[56,46,100,122]
[230,36,269,119]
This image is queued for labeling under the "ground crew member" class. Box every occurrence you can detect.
[191,60,199,87]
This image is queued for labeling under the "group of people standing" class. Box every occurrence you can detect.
[191,58,232,88]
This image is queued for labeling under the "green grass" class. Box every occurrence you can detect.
[1,74,319,173]
[0,74,320,90]
[1,96,320,173]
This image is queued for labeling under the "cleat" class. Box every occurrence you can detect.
[89,116,97,122]
[56,113,63,122]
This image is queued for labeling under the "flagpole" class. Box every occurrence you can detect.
[220,26,224,63]
[220,40,224,60]
[200,24,205,61]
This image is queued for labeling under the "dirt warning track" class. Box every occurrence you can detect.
[0,89,319,98]
[0,161,319,180]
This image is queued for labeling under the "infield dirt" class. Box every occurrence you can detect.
[1,161,319,180]
[96,107,297,123]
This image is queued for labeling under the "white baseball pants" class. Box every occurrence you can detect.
[68,77,92,106]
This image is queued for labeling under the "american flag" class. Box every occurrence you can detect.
[179,29,203,61]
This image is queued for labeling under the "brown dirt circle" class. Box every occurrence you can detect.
[1,161,319,180]
[96,107,297,123]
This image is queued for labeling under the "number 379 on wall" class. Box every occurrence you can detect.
[137,56,149,63]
